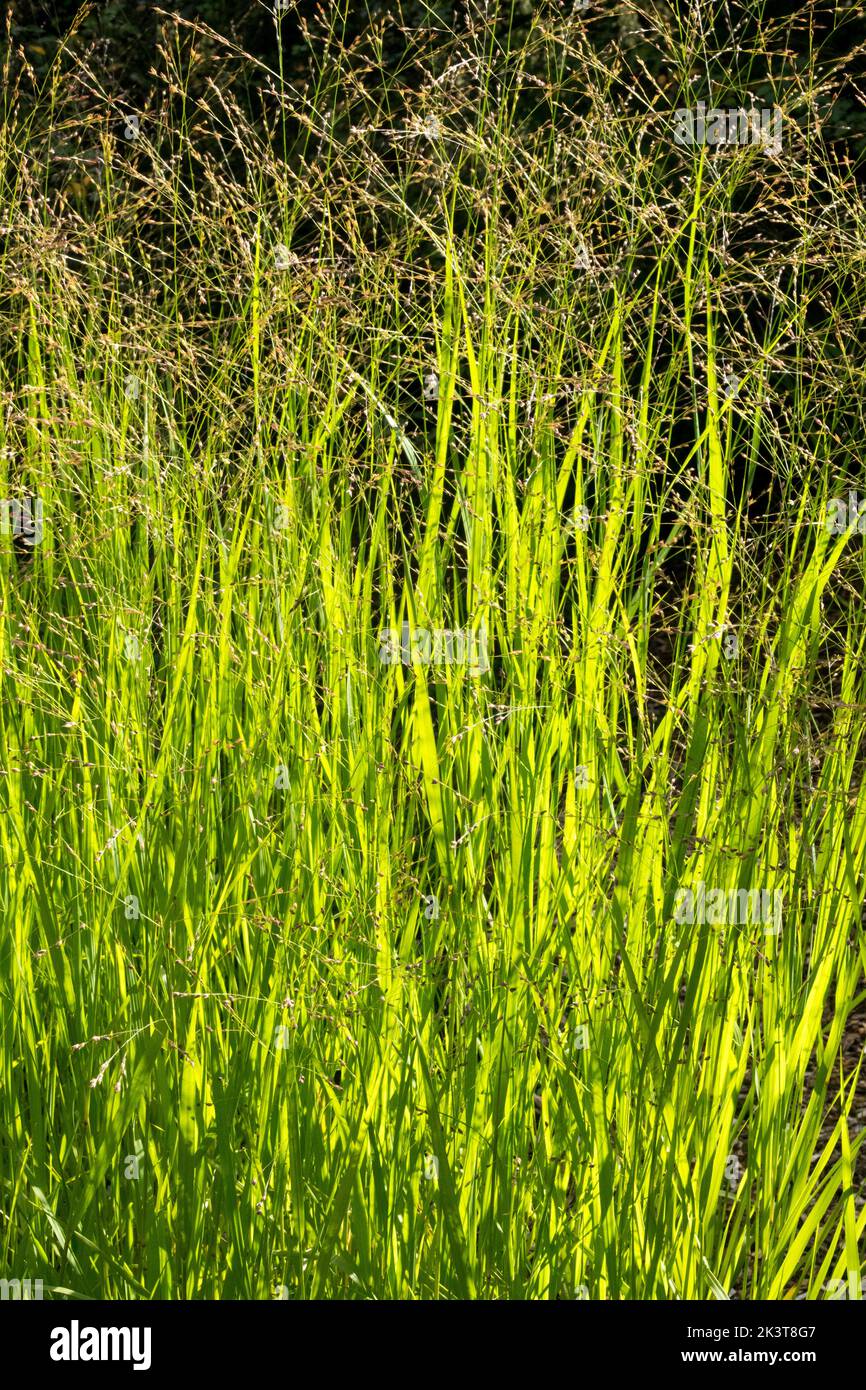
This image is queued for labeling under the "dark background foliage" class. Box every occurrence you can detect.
[5,1,866,166]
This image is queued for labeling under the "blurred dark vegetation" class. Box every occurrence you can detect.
[4,1,866,170]
[3,2,866,560]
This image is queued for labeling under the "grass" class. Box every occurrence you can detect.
[1,0,865,1299]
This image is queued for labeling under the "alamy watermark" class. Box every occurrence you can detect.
[826,490,866,534]
[1,497,43,546]
[50,1321,151,1371]
[825,1277,866,1300]
[674,882,782,934]
[378,622,490,675]
[1,1277,43,1299]
[674,102,783,155]
[725,1155,742,1192]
